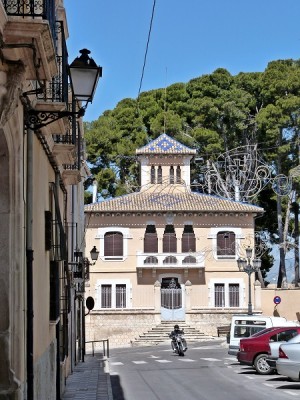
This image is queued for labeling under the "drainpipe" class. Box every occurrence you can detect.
[26,126,34,399]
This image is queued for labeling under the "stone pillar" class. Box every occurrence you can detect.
[154,280,161,312]
[154,281,161,324]
[185,280,192,312]
[254,280,262,311]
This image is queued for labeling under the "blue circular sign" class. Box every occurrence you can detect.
[273,296,281,305]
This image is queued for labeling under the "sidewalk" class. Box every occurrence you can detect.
[62,354,113,400]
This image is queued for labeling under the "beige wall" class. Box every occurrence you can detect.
[260,286,300,321]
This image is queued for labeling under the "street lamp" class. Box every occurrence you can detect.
[90,246,99,264]
[25,49,102,128]
[237,246,261,315]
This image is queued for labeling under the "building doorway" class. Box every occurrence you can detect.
[160,277,185,321]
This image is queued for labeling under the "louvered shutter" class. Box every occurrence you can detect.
[182,225,196,252]
[217,231,235,256]
[163,225,177,253]
[144,225,158,253]
[104,232,123,257]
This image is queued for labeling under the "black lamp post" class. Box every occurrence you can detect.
[237,246,261,315]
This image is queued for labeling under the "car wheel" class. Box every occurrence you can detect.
[254,354,273,375]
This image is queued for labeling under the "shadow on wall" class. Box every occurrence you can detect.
[273,307,280,317]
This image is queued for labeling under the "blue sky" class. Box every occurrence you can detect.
[64,0,300,122]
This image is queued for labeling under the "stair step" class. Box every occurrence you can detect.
[133,321,209,345]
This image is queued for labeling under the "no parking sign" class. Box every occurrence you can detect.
[273,295,281,305]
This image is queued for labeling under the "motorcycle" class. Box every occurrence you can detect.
[170,332,187,357]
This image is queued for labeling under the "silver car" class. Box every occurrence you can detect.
[276,342,300,381]
[266,333,300,371]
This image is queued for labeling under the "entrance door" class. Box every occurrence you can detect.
[161,278,185,321]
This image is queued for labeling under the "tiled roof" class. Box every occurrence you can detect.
[85,189,264,214]
[136,133,197,155]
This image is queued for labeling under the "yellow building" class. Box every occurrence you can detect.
[0,1,100,398]
[85,133,264,347]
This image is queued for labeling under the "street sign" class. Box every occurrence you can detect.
[273,295,281,305]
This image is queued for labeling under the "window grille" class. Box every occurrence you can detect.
[116,284,126,308]
[229,284,239,307]
[101,285,112,308]
[214,283,225,307]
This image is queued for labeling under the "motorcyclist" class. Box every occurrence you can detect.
[169,324,187,352]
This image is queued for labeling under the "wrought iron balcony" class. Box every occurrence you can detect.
[2,0,56,41]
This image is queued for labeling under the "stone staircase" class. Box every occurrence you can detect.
[133,321,214,346]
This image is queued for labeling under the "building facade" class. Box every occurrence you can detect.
[0,1,94,398]
[85,133,264,347]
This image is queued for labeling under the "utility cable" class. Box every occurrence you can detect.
[137,0,157,99]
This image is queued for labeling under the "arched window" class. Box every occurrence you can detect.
[144,256,158,264]
[104,232,123,258]
[150,166,155,184]
[163,256,177,264]
[181,225,196,252]
[157,166,162,184]
[163,225,177,253]
[144,225,158,253]
[176,166,181,183]
[217,231,235,257]
[170,166,174,184]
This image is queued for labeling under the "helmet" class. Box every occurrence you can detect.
[174,324,179,330]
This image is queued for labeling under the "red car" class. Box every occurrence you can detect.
[237,326,300,374]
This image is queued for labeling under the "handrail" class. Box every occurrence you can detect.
[86,339,109,358]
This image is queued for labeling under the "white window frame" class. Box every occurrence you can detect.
[208,278,244,308]
[95,279,132,309]
[208,227,242,260]
[95,227,130,261]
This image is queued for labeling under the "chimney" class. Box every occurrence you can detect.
[92,180,98,203]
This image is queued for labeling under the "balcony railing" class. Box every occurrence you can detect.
[2,0,56,41]
[136,252,205,269]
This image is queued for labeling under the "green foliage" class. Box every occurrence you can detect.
[84,58,300,285]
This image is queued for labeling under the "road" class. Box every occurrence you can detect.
[108,340,300,400]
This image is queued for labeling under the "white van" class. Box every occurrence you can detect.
[228,315,298,356]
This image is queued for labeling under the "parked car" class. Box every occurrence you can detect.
[276,342,300,381]
[237,326,300,375]
[228,315,291,356]
[266,333,300,371]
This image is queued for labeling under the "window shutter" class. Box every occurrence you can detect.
[144,225,158,253]
[217,231,235,256]
[104,232,123,257]
[182,225,196,252]
[163,225,177,253]
[50,261,59,321]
